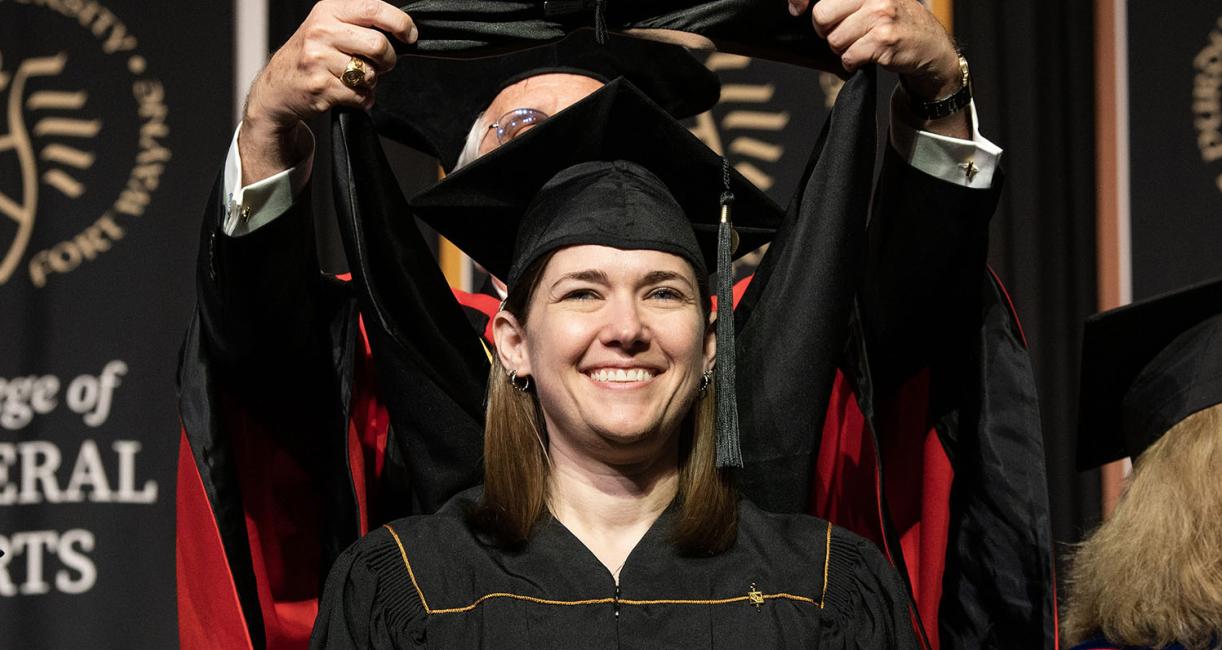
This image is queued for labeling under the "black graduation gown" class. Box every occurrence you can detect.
[311,489,918,649]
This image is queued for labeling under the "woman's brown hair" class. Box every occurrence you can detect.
[1063,403,1222,649]
[468,251,738,555]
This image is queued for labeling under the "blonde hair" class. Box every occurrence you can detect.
[467,253,737,554]
[1064,403,1222,649]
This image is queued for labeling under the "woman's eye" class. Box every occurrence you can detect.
[648,287,685,301]
[563,289,599,301]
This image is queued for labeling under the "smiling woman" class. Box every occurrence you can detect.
[311,78,919,648]
[477,166,733,560]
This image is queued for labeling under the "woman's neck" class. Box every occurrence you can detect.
[546,441,679,583]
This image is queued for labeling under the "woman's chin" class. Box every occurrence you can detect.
[587,418,673,453]
[597,428,655,448]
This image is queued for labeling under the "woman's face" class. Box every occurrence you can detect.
[495,245,715,466]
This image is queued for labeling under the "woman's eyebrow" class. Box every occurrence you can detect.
[641,270,693,288]
[551,269,610,290]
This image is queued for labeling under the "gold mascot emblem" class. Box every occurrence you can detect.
[1194,16,1222,195]
[690,53,789,192]
[0,51,99,285]
[688,53,841,274]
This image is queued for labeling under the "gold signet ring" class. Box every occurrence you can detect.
[341,57,370,90]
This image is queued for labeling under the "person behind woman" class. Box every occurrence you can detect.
[1067,277,1222,650]
[312,77,917,648]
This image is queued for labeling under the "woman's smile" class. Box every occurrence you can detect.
[584,366,660,385]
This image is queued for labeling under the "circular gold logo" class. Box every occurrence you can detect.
[0,2,170,289]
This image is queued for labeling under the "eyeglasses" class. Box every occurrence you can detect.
[483,107,549,149]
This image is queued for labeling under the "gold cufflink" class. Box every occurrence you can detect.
[959,160,979,182]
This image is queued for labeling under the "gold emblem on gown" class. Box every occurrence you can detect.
[747,583,764,610]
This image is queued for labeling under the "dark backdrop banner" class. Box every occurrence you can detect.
[1128,3,1222,299]
[0,1,232,646]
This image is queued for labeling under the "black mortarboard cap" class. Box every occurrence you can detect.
[1077,275,1222,469]
[373,28,720,171]
[502,160,707,289]
[408,78,780,286]
[409,78,784,466]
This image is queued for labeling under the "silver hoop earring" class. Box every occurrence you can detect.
[698,369,713,396]
[509,370,531,393]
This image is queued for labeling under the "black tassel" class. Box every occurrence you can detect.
[715,159,742,468]
[594,0,608,44]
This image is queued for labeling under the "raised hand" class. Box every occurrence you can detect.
[239,0,416,184]
[790,0,968,135]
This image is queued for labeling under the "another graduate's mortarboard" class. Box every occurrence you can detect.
[373,29,720,171]
[410,78,785,466]
[1077,275,1222,469]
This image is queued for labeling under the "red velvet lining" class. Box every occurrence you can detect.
[452,288,502,345]
[228,391,321,649]
[811,368,953,650]
[351,316,387,531]
[348,414,370,537]
[707,275,753,315]
[875,369,952,650]
[176,426,254,650]
[810,370,887,545]
[224,310,386,649]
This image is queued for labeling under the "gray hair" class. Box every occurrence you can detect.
[453,111,489,171]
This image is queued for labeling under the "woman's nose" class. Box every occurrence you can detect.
[598,296,650,351]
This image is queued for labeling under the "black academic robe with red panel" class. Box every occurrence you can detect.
[176,70,1054,650]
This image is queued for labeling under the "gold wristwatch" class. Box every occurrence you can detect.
[910,53,972,120]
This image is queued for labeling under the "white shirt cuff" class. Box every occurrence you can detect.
[221,123,315,237]
[888,90,1002,189]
